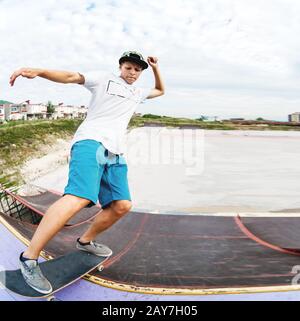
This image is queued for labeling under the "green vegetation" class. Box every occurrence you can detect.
[0,119,83,187]
[46,101,55,114]
[130,114,235,130]
[142,113,162,119]
[1,113,300,187]
[0,100,13,104]
[196,115,209,121]
[130,114,300,131]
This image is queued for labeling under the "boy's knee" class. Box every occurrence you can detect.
[111,200,132,217]
[63,194,91,208]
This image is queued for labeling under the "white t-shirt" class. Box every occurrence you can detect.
[71,71,151,154]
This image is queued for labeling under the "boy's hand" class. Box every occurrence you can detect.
[9,68,41,86]
[147,56,159,69]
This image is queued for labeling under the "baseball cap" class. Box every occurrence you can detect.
[119,51,148,70]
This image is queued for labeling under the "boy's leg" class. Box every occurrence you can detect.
[19,140,101,294]
[23,194,91,259]
[77,153,132,246]
[79,200,132,243]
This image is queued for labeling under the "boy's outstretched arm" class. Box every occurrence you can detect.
[9,68,84,87]
[146,56,165,99]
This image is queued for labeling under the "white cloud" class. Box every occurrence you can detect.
[1,0,300,120]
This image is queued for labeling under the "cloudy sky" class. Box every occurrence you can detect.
[1,0,300,120]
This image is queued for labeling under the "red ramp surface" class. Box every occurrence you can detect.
[236,215,300,254]
[1,210,300,293]
[0,187,100,226]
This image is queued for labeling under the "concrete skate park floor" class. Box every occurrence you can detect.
[29,128,300,214]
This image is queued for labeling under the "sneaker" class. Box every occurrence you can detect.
[19,253,53,294]
[76,238,113,257]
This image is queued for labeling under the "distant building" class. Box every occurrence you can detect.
[53,105,73,119]
[3,103,27,121]
[24,103,47,120]
[52,105,87,119]
[77,106,88,118]
[229,118,245,121]
[288,112,300,123]
[0,101,88,123]
[0,106,4,122]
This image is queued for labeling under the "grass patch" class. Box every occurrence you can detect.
[129,116,235,130]
[0,119,83,186]
[1,115,299,188]
[130,115,300,131]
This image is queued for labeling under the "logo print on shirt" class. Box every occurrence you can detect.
[106,80,139,102]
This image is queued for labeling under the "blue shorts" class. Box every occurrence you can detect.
[64,139,131,209]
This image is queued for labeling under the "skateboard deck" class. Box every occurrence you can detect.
[0,250,110,299]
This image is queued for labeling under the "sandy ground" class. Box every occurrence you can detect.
[19,127,300,213]
[19,138,70,182]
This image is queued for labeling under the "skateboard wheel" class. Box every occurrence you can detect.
[98,265,104,272]
[47,295,56,301]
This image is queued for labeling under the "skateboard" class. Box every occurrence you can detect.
[0,250,111,300]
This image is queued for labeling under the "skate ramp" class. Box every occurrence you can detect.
[1,208,300,295]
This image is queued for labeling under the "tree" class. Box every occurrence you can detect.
[196,115,208,121]
[142,114,162,119]
[46,101,55,114]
